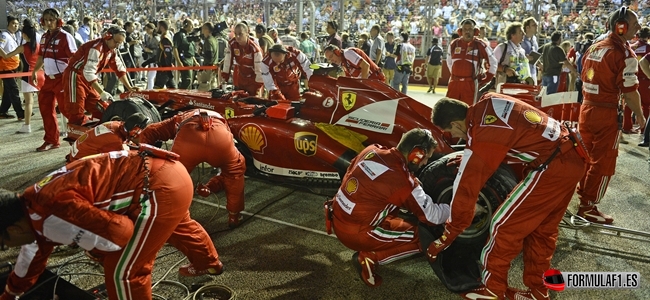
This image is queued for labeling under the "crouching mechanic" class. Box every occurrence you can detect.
[261,44,312,102]
[326,128,450,287]
[66,113,150,162]
[427,93,588,300]
[62,25,140,125]
[323,45,386,81]
[138,109,246,228]
[0,149,223,300]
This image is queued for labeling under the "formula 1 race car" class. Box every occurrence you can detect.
[73,67,576,293]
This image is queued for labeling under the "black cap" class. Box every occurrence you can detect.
[268,44,288,54]
[255,24,267,34]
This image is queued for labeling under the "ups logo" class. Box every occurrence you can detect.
[294,132,318,156]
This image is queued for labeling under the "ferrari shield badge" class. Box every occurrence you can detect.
[224,107,235,119]
[341,91,356,111]
[484,115,497,124]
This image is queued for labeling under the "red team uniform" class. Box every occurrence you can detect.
[623,39,650,131]
[340,48,385,81]
[3,151,221,300]
[63,38,127,125]
[578,33,639,221]
[441,93,585,297]
[38,28,77,146]
[261,46,312,101]
[67,121,129,162]
[331,145,449,283]
[221,38,264,96]
[139,109,247,216]
[446,38,497,105]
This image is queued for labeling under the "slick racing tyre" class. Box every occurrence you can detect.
[418,151,518,244]
[101,97,162,124]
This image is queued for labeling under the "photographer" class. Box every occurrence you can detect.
[124,22,141,80]
[174,19,199,89]
[391,32,415,94]
[493,22,530,85]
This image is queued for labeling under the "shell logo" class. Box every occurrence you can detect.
[345,177,359,194]
[586,68,595,81]
[524,110,542,124]
[239,124,267,153]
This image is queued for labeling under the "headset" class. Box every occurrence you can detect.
[407,129,434,165]
[457,18,479,37]
[615,7,629,36]
[124,114,150,140]
[40,8,63,28]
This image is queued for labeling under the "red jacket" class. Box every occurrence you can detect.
[632,39,650,80]
[341,47,384,80]
[68,121,128,162]
[65,38,127,84]
[221,38,263,83]
[446,92,571,237]
[39,28,77,76]
[5,151,151,295]
[261,46,312,91]
[332,144,449,229]
[446,37,497,84]
[139,109,227,144]
[581,33,639,105]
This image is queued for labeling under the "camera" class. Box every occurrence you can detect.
[211,21,228,37]
[187,27,202,42]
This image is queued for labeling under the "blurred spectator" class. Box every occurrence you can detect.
[539,31,576,94]
[522,17,540,85]
[383,31,397,85]
[369,24,385,69]
[425,37,443,94]
[280,27,300,48]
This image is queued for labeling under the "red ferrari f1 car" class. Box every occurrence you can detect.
[70,65,581,293]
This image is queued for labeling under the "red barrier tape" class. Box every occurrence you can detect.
[0,65,219,79]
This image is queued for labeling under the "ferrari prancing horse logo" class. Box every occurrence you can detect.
[341,91,356,111]
[224,107,235,119]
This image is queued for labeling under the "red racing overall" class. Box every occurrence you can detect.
[444,93,586,296]
[3,151,220,300]
[623,39,650,131]
[446,38,497,106]
[139,109,246,214]
[38,28,77,145]
[261,46,312,101]
[331,145,449,264]
[578,33,639,210]
[221,38,263,97]
[67,121,128,162]
[63,38,127,125]
[340,48,386,81]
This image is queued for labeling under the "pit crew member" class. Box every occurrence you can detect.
[0,150,223,300]
[577,8,645,224]
[221,23,263,97]
[328,128,450,287]
[446,18,497,106]
[138,109,246,228]
[323,44,386,81]
[31,8,78,151]
[428,94,587,299]
[66,113,149,162]
[261,44,312,102]
[62,26,140,125]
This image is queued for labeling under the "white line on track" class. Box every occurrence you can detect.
[193,198,336,238]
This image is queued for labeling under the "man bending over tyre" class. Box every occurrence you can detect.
[66,113,150,162]
[428,93,588,300]
[325,128,450,287]
[138,109,247,228]
[0,149,223,300]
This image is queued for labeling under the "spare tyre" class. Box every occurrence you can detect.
[418,151,517,244]
[417,151,518,293]
[101,97,162,124]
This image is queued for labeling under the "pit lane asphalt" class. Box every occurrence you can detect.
[1,85,649,300]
